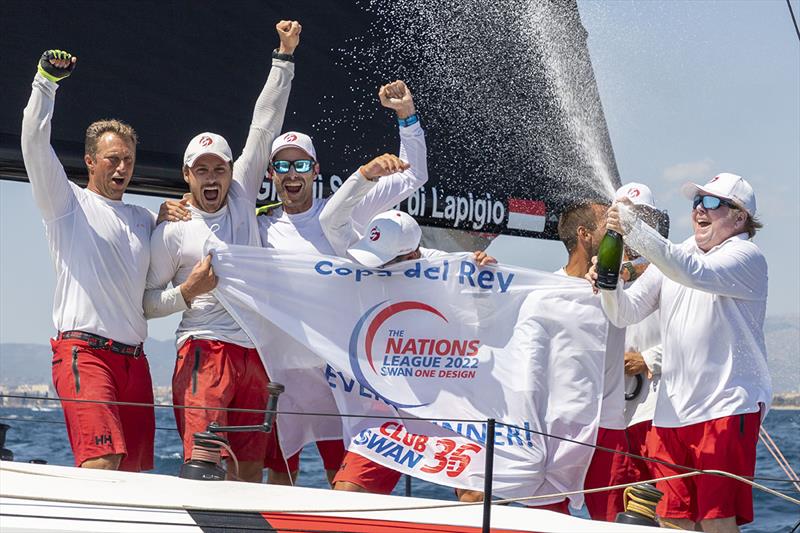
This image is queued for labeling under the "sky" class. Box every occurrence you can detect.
[1,0,798,344]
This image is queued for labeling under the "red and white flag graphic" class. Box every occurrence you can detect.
[507,198,546,232]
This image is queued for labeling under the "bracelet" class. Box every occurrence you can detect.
[397,114,419,127]
[271,49,295,63]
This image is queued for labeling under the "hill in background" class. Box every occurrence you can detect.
[1,315,798,392]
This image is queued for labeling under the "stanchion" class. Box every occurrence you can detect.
[405,474,412,497]
[482,418,496,533]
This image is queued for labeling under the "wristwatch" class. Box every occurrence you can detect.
[621,261,638,282]
[272,49,295,62]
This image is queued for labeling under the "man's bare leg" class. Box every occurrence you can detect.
[700,517,739,533]
[333,481,367,492]
[661,518,699,530]
[325,468,338,487]
[81,453,122,470]
[227,460,263,483]
[456,489,484,502]
[268,469,299,485]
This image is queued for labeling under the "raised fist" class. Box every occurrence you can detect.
[359,153,410,181]
[379,80,416,118]
[276,20,302,55]
[38,50,77,83]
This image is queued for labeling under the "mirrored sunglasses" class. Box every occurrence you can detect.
[271,159,315,174]
[692,195,738,211]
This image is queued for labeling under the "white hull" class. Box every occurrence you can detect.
[0,461,659,532]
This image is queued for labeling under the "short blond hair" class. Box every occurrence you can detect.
[85,119,138,157]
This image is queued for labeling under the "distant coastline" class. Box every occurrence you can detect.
[771,392,800,410]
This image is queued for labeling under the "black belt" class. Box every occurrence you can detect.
[58,330,144,357]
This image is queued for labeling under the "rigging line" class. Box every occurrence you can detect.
[759,426,800,490]
[496,421,800,487]
[0,415,177,432]
[787,0,800,42]
[0,394,487,422]
[3,466,798,515]
[1,396,796,485]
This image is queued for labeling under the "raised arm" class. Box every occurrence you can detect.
[234,20,300,200]
[21,50,79,220]
[350,81,428,231]
[320,154,410,256]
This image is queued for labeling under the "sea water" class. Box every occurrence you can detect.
[0,406,797,531]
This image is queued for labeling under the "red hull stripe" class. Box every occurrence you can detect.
[508,198,546,216]
[261,511,540,533]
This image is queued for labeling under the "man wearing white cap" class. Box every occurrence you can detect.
[614,183,668,485]
[144,21,301,482]
[592,173,770,532]
[319,181,494,495]
[257,80,429,486]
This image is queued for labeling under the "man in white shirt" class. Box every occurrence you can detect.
[257,80,430,486]
[555,200,630,520]
[22,50,157,471]
[144,21,301,483]
[614,183,668,484]
[595,173,770,532]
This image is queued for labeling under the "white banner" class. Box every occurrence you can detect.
[210,245,607,506]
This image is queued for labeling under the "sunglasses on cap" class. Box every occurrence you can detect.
[271,159,315,174]
[693,195,738,211]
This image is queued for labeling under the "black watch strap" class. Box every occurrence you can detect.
[622,261,638,282]
[272,49,295,63]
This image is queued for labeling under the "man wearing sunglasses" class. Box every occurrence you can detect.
[143,21,301,483]
[590,173,770,532]
[257,80,429,486]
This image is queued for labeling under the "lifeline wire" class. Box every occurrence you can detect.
[1,393,797,486]
[1,464,798,516]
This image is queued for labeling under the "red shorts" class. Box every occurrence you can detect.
[173,339,269,463]
[583,427,631,522]
[332,451,402,494]
[51,338,154,471]
[265,435,346,474]
[647,412,760,525]
[627,420,654,482]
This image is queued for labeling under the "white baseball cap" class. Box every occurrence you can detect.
[681,172,757,216]
[270,131,317,161]
[183,132,233,167]
[348,210,422,268]
[615,182,656,209]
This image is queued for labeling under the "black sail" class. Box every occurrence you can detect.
[0,0,619,240]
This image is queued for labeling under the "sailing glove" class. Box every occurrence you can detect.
[37,50,76,83]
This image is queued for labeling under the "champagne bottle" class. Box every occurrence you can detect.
[596,230,624,290]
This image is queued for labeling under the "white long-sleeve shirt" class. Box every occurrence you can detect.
[623,306,662,427]
[601,217,771,427]
[144,58,294,348]
[22,73,156,346]
[262,121,427,253]
[554,268,627,430]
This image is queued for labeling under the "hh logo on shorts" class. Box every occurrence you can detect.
[94,434,113,446]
